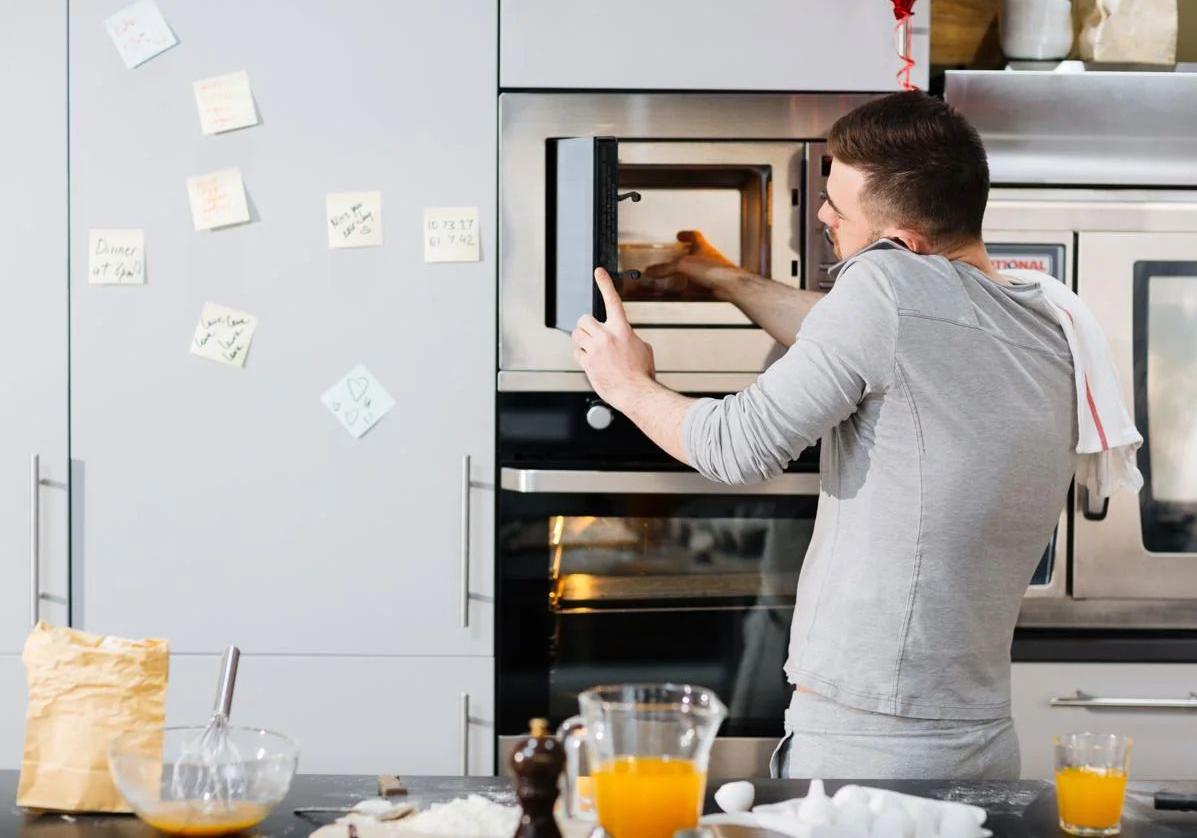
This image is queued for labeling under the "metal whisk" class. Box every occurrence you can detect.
[169,645,247,804]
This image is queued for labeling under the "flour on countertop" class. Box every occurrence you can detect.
[393,794,518,837]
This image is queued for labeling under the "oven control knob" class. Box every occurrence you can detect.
[585,403,614,431]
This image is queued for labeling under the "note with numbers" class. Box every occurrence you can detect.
[88,229,145,285]
[423,207,480,263]
[190,303,258,368]
[186,169,250,231]
[194,71,258,135]
[104,0,177,69]
[326,192,383,248]
[322,364,395,439]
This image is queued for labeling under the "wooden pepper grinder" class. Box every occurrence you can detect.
[510,717,564,838]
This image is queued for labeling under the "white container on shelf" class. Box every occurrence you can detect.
[1001,0,1074,60]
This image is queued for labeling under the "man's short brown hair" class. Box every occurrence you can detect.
[827,91,989,248]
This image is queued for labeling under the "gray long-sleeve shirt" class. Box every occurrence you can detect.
[682,240,1077,720]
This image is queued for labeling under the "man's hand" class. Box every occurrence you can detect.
[571,268,656,409]
[644,230,747,300]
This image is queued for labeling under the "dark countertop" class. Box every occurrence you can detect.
[6,771,1197,837]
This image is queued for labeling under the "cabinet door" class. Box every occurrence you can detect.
[500,0,929,91]
[0,0,70,660]
[1012,663,1197,780]
[167,655,494,776]
[68,1,496,654]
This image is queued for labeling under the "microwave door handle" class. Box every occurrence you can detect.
[499,468,819,496]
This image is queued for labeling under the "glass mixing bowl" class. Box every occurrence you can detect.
[108,726,299,836]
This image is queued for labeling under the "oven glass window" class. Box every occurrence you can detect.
[618,189,740,302]
[498,490,816,739]
[1134,264,1197,552]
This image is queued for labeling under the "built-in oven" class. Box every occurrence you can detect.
[1073,231,1197,599]
[500,93,877,374]
[495,391,821,778]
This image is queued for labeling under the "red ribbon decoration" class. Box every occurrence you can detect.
[892,0,917,91]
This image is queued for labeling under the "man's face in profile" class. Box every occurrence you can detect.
[817,160,883,261]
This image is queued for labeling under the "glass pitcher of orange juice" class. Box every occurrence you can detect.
[560,684,727,838]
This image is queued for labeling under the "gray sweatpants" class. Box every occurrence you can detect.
[770,690,1021,780]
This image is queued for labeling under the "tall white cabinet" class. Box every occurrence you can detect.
[1,0,497,775]
[0,1,71,768]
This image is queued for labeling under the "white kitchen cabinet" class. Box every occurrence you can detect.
[0,0,70,659]
[0,656,28,771]
[68,0,497,655]
[1012,663,1197,780]
[167,654,495,776]
[500,0,930,92]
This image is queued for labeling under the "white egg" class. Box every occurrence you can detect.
[714,780,756,813]
[833,786,867,808]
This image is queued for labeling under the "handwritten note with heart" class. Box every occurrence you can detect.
[327,191,383,248]
[190,302,258,368]
[321,363,395,439]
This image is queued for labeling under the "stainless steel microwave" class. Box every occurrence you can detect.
[498,92,877,374]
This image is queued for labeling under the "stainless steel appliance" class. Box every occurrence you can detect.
[495,390,821,778]
[950,70,1197,627]
[499,93,876,375]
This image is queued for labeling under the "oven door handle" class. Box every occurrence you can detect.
[499,468,819,496]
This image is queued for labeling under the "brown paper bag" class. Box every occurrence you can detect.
[17,621,169,813]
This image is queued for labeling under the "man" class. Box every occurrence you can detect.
[570,92,1078,779]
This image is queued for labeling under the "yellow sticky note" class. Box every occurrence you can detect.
[193,71,258,135]
[423,207,480,263]
[190,302,258,368]
[186,169,250,231]
[88,229,145,285]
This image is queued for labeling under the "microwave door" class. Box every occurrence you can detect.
[548,136,619,330]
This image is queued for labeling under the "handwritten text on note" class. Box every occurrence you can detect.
[193,70,258,135]
[104,0,177,69]
[190,302,258,368]
[186,169,250,231]
[424,207,480,263]
[88,229,145,285]
[321,364,395,439]
[326,192,383,248]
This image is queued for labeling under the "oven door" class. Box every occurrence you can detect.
[496,468,819,777]
[1074,232,1197,598]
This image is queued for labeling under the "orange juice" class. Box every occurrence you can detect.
[1055,765,1128,831]
[593,756,705,838]
[139,800,270,836]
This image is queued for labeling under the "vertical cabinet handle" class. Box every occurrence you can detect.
[30,454,41,626]
[460,454,471,629]
[460,691,470,777]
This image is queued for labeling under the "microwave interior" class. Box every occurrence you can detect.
[547,137,805,329]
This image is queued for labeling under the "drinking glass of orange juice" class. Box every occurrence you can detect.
[560,684,727,838]
[1054,732,1133,836]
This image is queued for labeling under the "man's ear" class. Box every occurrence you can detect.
[884,228,933,254]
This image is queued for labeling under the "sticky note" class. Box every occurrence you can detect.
[193,70,258,135]
[326,192,383,249]
[186,169,250,231]
[104,0,177,69]
[423,207,480,263]
[88,229,145,285]
[321,364,395,439]
[190,303,258,368]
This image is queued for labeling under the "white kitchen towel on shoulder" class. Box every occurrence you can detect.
[1004,268,1143,498]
